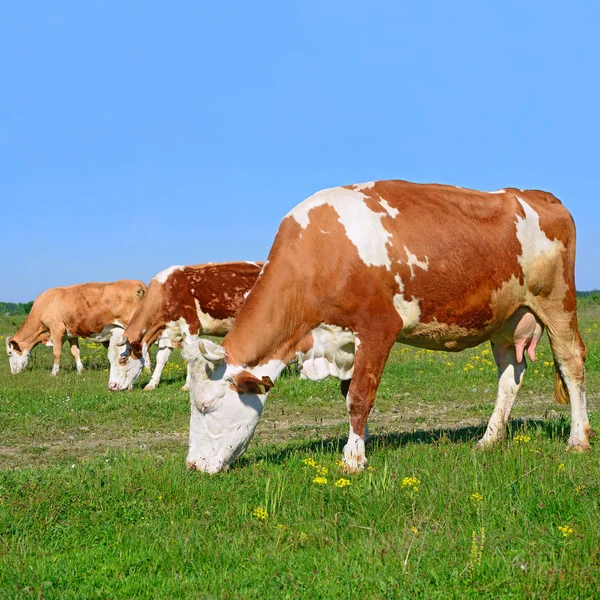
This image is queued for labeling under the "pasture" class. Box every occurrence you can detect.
[1,304,599,599]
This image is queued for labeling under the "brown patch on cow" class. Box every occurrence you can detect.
[231,372,274,395]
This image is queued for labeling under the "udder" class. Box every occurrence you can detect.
[491,308,544,366]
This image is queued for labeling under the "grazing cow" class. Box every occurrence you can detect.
[6,280,147,375]
[107,262,262,391]
[184,180,591,474]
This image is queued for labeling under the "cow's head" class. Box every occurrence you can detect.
[107,329,144,391]
[5,337,30,374]
[183,337,276,474]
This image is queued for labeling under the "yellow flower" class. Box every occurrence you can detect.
[446,362,452,366]
[252,507,268,521]
[312,476,328,485]
[335,459,344,468]
[299,531,308,542]
[276,523,287,531]
[574,485,585,494]
[557,463,565,471]
[411,526,419,535]
[401,476,421,491]
[334,478,351,488]
[481,349,490,356]
[315,465,328,476]
[558,525,574,537]
[471,492,483,502]
[302,458,317,467]
[513,434,531,445]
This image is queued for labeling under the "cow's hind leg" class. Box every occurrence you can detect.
[477,343,526,448]
[69,338,85,374]
[545,321,590,451]
[342,316,401,472]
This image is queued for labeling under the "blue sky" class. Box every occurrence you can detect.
[1,1,599,301]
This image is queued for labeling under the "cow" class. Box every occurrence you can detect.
[6,280,147,375]
[107,262,262,392]
[183,180,591,474]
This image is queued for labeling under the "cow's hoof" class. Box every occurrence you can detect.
[565,441,591,453]
[143,383,156,391]
[475,437,499,450]
[180,384,189,392]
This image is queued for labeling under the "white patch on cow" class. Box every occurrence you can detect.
[154,265,184,284]
[88,324,124,343]
[379,198,399,218]
[245,261,260,267]
[515,197,561,272]
[259,260,269,276]
[353,181,375,192]
[287,186,394,269]
[51,363,60,376]
[488,189,506,194]
[45,340,53,347]
[343,421,366,471]
[194,299,235,335]
[297,324,357,381]
[403,246,429,279]
[393,275,422,331]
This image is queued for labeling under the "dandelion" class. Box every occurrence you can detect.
[312,476,327,485]
[315,465,328,476]
[471,492,483,502]
[482,349,490,356]
[574,484,585,494]
[334,478,351,488]
[513,434,531,445]
[557,463,565,471]
[299,531,308,542]
[276,523,287,531]
[252,507,268,521]
[401,476,421,491]
[558,525,574,537]
[302,457,318,467]
[411,526,419,535]
[446,362,452,366]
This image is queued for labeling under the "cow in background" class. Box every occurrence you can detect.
[107,262,262,391]
[6,280,147,375]
[183,180,591,473]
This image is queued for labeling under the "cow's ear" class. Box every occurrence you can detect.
[8,338,21,353]
[232,371,274,395]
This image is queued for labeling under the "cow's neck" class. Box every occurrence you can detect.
[222,269,313,373]
[14,314,47,351]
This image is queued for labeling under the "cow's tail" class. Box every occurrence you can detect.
[553,363,570,405]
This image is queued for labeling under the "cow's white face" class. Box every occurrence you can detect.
[183,338,279,474]
[6,337,30,374]
[107,329,144,391]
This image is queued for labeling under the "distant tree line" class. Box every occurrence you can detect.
[577,290,600,302]
[0,301,34,315]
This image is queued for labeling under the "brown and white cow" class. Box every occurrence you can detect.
[5,280,147,375]
[184,180,591,474]
[107,262,262,391]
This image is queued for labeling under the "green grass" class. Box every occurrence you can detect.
[0,303,599,599]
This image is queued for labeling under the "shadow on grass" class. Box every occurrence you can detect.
[238,416,573,467]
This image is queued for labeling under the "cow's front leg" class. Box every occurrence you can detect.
[69,338,85,374]
[477,342,526,448]
[144,346,172,391]
[50,329,66,376]
[342,322,400,473]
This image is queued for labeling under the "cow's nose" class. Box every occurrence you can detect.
[186,460,199,471]
[108,381,119,391]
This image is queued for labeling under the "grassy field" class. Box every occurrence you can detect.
[1,304,599,599]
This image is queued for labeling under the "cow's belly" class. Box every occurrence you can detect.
[397,321,497,352]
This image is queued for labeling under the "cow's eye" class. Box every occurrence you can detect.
[119,356,128,365]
